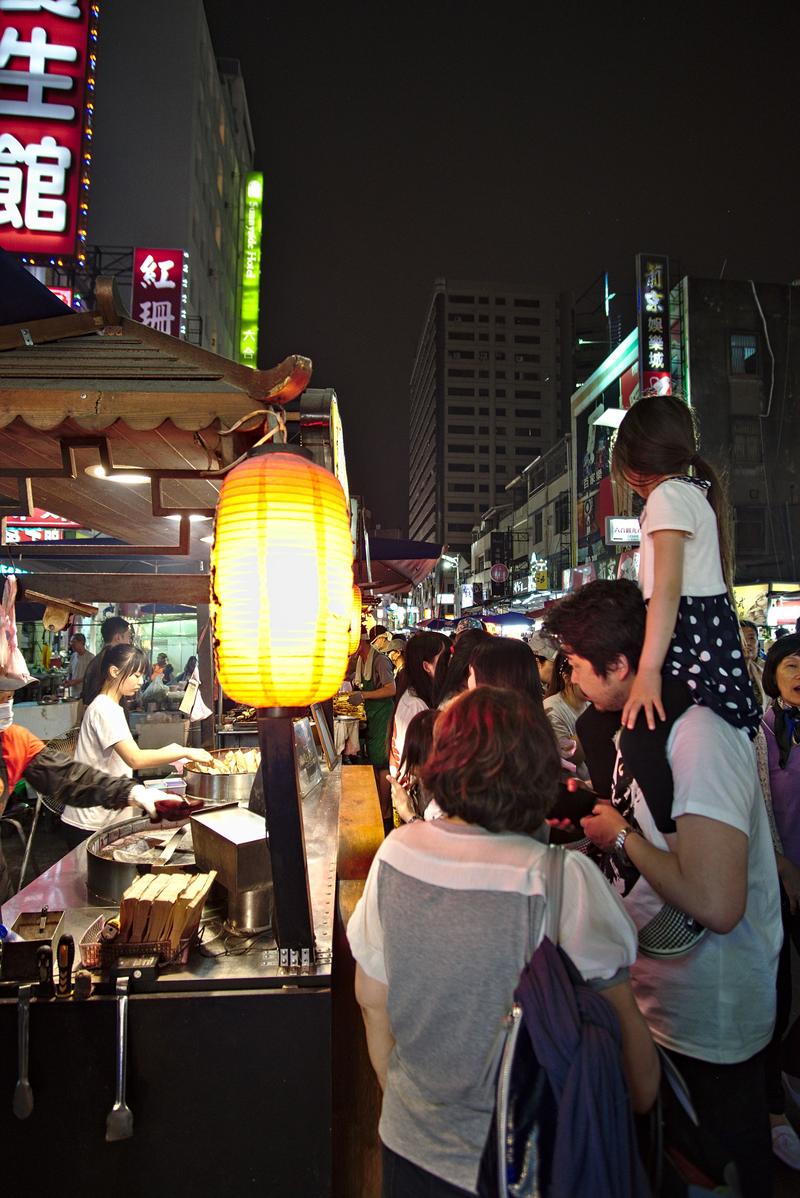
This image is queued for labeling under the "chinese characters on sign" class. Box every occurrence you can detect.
[131,247,188,338]
[635,253,672,396]
[238,171,263,365]
[0,0,98,260]
[7,506,79,527]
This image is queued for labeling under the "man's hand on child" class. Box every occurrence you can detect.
[622,668,666,731]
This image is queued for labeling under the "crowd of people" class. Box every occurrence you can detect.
[348,395,800,1198]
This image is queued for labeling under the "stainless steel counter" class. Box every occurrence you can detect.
[1,762,341,992]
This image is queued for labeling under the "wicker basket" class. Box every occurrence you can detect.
[79,915,194,968]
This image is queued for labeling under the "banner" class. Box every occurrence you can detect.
[132,246,188,338]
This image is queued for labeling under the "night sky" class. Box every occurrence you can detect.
[203,1,798,533]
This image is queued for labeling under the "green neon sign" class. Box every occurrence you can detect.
[239,170,263,366]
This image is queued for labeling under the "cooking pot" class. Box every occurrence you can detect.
[86,814,196,903]
[183,749,258,805]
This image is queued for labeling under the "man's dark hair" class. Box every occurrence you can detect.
[70,633,86,645]
[100,615,130,644]
[422,686,559,834]
[739,619,758,633]
[762,633,800,700]
[369,625,388,643]
[544,579,646,677]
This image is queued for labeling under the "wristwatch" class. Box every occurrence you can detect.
[613,826,637,864]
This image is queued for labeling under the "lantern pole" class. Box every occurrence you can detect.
[257,706,316,966]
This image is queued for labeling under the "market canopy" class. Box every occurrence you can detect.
[0,250,311,557]
[355,537,443,595]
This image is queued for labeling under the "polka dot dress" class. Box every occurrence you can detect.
[664,594,760,739]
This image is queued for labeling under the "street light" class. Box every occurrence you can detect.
[440,553,461,618]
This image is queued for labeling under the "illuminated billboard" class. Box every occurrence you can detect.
[238,170,262,366]
[635,253,672,396]
[131,247,189,338]
[0,0,99,263]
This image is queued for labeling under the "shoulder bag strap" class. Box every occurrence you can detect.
[543,844,565,945]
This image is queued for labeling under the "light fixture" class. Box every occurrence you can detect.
[590,407,627,429]
[199,534,214,544]
[349,584,363,655]
[165,513,211,522]
[211,446,353,708]
[85,464,151,485]
[210,444,354,964]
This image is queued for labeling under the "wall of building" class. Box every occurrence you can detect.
[87,0,254,358]
[409,278,565,556]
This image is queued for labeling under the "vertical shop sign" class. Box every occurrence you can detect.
[238,171,263,365]
[132,247,188,338]
[635,253,672,396]
[0,0,98,262]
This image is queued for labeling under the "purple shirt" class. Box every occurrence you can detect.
[763,707,800,864]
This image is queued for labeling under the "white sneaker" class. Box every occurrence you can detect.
[772,1123,800,1171]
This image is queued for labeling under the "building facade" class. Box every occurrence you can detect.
[86,0,255,358]
[570,275,800,589]
[409,278,566,556]
[464,437,571,613]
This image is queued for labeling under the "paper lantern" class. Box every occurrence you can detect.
[211,448,353,707]
[348,584,362,655]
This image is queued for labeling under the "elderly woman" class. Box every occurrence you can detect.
[761,633,800,1169]
[348,685,658,1197]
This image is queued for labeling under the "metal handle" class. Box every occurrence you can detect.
[114,976,129,1106]
[17,983,31,1085]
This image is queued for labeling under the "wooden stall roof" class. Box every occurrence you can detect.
[0,280,312,549]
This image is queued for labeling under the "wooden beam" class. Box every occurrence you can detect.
[19,574,210,605]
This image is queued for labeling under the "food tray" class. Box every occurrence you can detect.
[79,915,195,969]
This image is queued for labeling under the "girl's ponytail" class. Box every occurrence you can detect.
[692,453,734,591]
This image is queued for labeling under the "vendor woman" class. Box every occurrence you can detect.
[349,628,396,824]
[0,677,160,904]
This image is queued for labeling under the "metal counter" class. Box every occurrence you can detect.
[2,761,341,990]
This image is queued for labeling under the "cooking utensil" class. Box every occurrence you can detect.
[153,795,204,822]
[106,976,133,1142]
[36,945,54,999]
[12,983,34,1119]
[56,933,74,997]
[157,827,186,865]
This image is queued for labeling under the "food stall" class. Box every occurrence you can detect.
[0,279,384,1195]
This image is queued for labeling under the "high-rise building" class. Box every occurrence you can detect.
[86,0,255,359]
[408,278,564,555]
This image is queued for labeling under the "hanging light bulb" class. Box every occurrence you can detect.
[348,584,363,655]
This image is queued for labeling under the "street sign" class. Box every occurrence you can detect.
[490,562,509,584]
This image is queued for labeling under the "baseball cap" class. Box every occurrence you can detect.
[527,630,558,662]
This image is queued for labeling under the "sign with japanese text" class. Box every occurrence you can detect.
[238,171,262,365]
[132,247,188,338]
[635,253,672,396]
[4,524,63,542]
[0,0,98,261]
[7,506,79,526]
[605,516,641,545]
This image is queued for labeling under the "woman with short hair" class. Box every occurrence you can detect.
[348,686,658,1197]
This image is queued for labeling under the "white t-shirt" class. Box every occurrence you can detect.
[69,649,95,691]
[61,693,135,831]
[389,688,427,777]
[639,478,726,599]
[620,705,781,1064]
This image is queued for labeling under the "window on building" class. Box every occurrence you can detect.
[514,298,540,308]
[479,484,489,492]
[513,317,540,327]
[479,314,489,323]
[449,387,474,396]
[450,483,475,493]
[478,426,489,435]
[451,295,474,303]
[497,389,506,398]
[496,407,506,416]
[448,443,474,454]
[496,426,506,436]
[449,332,474,341]
[730,333,761,376]
[495,297,506,305]
[447,405,473,415]
[448,523,474,532]
[478,333,490,341]
[534,512,543,541]
[448,368,474,378]
[515,407,541,418]
[496,334,506,343]
[448,424,472,433]
[554,495,570,533]
[735,506,766,554]
[514,336,540,346]
[479,407,489,415]
[478,296,489,304]
[479,388,489,397]
[732,417,761,464]
[479,463,490,472]
[449,503,475,512]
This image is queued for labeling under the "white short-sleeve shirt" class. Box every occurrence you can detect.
[61,694,134,831]
[639,478,726,599]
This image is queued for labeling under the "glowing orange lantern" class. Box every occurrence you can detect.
[211,447,353,707]
[348,584,362,655]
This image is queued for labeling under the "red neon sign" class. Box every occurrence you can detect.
[131,247,188,338]
[0,1,99,262]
